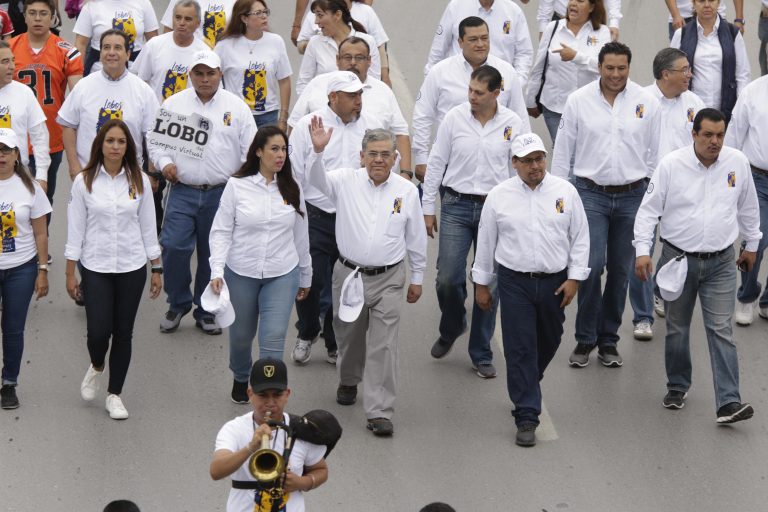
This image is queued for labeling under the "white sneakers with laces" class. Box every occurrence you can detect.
[106,394,129,420]
[291,337,315,364]
[80,365,102,401]
[633,319,653,341]
[734,300,756,326]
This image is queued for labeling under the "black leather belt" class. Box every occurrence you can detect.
[751,164,768,177]
[576,177,648,194]
[661,238,730,259]
[179,182,225,191]
[306,201,336,218]
[231,480,260,490]
[507,268,565,279]
[339,256,401,276]
[444,186,486,204]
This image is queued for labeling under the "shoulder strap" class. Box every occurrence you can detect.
[535,19,561,108]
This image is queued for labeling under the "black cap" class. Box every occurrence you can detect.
[249,358,288,393]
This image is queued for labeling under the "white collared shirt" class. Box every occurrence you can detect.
[148,87,257,186]
[289,106,384,213]
[725,75,768,169]
[133,32,210,102]
[422,102,522,215]
[65,168,160,273]
[208,174,311,287]
[296,30,380,96]
[412,53,530,166]
[645,83,705,159]
[634,145,761,256]
[670,17,751,109]
[551,79,661,185]
[525,20,611,113]
[472,173,590,284]
[537,0,622,33]
[307,152,427,285]
[669,0,726,22]
[425,0,533,81]
[288,73,408,135]
[298,2,389,47]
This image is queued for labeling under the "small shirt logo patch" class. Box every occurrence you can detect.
[587,36,599,46]
[727,171,736,188]
[502,21,511,34]
[635,104,645,119]
[555,198,565,213]
[223,112,232,126]
[392,197,402,214]
[687,108,695,123]
[503,126,513,141]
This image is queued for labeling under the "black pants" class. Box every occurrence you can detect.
[81,266,146,395]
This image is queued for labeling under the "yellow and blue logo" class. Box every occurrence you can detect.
[392,197,402,214]
[502,21,511,34]
[555,198,565,213]
[687,108,695,123]
[97,108,122,131]
[503,126,514,141]
[243,67,267,112]
[635,104,645,119]
[587,36,599,46]
[112,17,137,48]
[223,112,232,126]
[727,171,736,188]
[203,10,226,47]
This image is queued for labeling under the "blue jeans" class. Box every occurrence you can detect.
[629,232,656,324]
[436,191,497,364]
[737,171,768,306]
[226,265,299,382]
[1,258,37,385]
[498,266,566,426]
[29,150,64,227]
[659,243,741,410]
[573,178,646,347]
[542,106,561,145]
[160,183,224,320]
[254,110,279,128]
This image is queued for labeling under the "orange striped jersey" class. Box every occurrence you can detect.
[10,33,84,153]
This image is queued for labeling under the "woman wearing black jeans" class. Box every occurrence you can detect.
[64,119,162,420]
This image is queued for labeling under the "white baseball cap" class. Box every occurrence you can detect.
[201,279,235,328]
[512,133,547,158]
[326,71,364,95]
[337,268,364,323]
[190,50,221,71]
[656,254,688,302]
[0,128,19,149]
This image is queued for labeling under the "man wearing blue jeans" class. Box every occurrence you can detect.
[551,42,660,368]
[634,108,759,423]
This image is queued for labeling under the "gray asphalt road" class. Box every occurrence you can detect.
[2,1,768,511]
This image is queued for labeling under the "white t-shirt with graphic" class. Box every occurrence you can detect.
[215,33,293,115]
[0,174,51,270]
[161,0,238,48]
[133,32,210,102]
[73,0,159,52]
[215,412,326,512]
[0,82,48,168]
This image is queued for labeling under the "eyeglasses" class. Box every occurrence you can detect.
[339,54,369,63]
[364,151,393,160]
[517,155,546,165]
[0,146,15,155]
[245,9,270,18]
[669,66,692,75]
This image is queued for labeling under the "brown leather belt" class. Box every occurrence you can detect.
[750,164,768,177]
[576,176,648,194]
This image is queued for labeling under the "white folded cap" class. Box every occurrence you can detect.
[512,133,547,157]
[0,128,19,149]
[190,50,221,70]
[201,279,235,328]
[656,254,688,302]
[337,268,364,323]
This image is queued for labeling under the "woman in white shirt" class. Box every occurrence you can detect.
[65,119,162,420]
[208,126,311,404]
[73,0,159,75]
[216,0,293,130]
[526,0,611,142]
[295,0,381,96]
[0,128,50,411]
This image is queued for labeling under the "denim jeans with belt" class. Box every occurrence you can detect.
[1,258,37,385]
[658,244,741,410]
[737,170,768,306]
[436,191,497,365]
[572,177,646,347]
[226,265,300,383]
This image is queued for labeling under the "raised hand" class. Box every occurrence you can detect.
[309,116,334,153]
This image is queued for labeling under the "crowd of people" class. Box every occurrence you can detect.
[1,0,768,509]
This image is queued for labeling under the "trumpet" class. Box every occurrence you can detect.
[248,412,285,484]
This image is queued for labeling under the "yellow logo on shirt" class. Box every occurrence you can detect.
[1,209,18,253]
[555,198,565,214]
[587,36,599,46]
[223,112,232,126]
[500,78,505,91]
[97,107,123,132]
[112,15,137,48]
[392,197,402,214]
[162,69,188,99]
[0,113,11,128]
[635,104,645,119]
[128,185,137,200]
[203,9,226,47]
[253,490,288,512]
[502,21,511,34]
[243,66,267,112]
[687,108,695,123]
[503,126,513,141]
[727,171,736,188]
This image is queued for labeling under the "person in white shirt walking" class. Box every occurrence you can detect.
[66,119,162,420]
[423,65,523,379]
[161,0,238,49]
[208,126,312,404]
[634,108,759,424]
[307,122,426,436]
[551,41,660,369]
[725,74,768,326]
[628,47,705,341]
[472,133,589,446]
[537,0,622,41]
[425,0,533,82]
[148,50,256,336]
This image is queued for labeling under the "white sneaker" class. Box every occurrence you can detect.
[291,337,315,364]
[80,365,102,401]
[633,319,653,341]
[734,300,755,326]
[654,296,665,318]
[759,306,768,320]
[106,394,129,420]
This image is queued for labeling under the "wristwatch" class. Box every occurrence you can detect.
[733,18,745,24]
[37,264,49,272]
[151,266,164,274]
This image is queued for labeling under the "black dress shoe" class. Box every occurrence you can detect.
[336,384,357,405]
[1,385,19,410]
[515,423,537,447]
[366,417,394,436]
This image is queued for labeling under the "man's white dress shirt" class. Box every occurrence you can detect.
[725,75,768,169]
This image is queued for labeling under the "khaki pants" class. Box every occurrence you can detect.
[332,260,405,420]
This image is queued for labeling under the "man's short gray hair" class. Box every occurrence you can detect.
[653,47,688,80]
[174,0,202,21]
[362,129,396,151]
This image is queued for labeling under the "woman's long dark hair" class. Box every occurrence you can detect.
[233,126,304,217]
[11,152,36,194]
[81,119,144,195]
[310,0,366,33]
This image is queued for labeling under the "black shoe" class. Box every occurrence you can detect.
[231,380,249,404]
[716,402,754,424]
[430,337,455,359]
[515,423,537,447]
[597,345,623,367]
[662,390,688,409]
[159,308,191,333]
[336,384,357,405]
[195,316,222,335]
[1,385,19,409]
[568,343,595,367]
[366,417,394,436]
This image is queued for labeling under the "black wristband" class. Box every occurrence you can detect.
[151,267,164,274]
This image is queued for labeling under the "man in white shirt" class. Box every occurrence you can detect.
[412,16,530,182]
[289,71,385,366]
[634,108,760,424]
[551,42,660,369]
[725,73,768,326]
[307,122,426,436]
[423,65,523,379]
[629,48,705,341]
[161,0,237,49]
[425,0,533,81]
[538,0,623,40]
[148,50,256,335]
[473,133,589,446]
